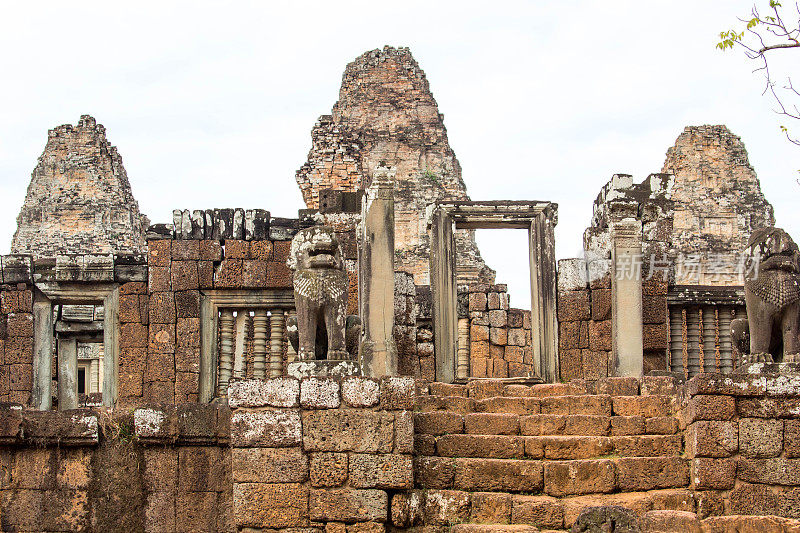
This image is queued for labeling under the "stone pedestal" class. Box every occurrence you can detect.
[358,166,398,378]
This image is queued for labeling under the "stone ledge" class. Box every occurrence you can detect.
[688,373,800,397]
[133,403,230,444]
[0,406,98,446]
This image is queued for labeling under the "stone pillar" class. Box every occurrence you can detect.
[610,200,643,377]
[32,292,53,410]
[457,318,469,380]
[358,166,397,378]
[430,206,457,383]
[58,337,78,410]
[529,207,559,382]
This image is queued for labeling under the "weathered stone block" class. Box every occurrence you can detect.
[342,377,380,407]
[178,447,228,491]
[616,457,688,491]
[231,409,301,447]
[302,409,393,452]
[469,292,487,311]
[172,261,198,291]
[232,447,308,483]
[148,324,176,354]
[300,378,340,409]
[414,456,455,489]
[691,458,736,489]
[455,458,543,492]
[310,452,348,487]
[421,489,470,526]
[645,416,678,435]
[686,421,738,458]
[380,376,415,410]
[394,410,414,453]
[682,395,735,423]
[350,453,413,489]
[740,418,783,458]
[738,457,800,485]
[309,488,388,522]
[612,395,674,418]
[786,419,800,458]
[737,397,800,418]
[469,491,512,524]
[233,483,308,528]
[591,289,611,321]
[149,292,176,324]
[610,416,645,436]
[465,413,519,435]
[227,378,300,408]
[557,291,591,322]
[611,435,682,457]
[543,459,615,496]
[588,320,611,351]
[436,434,523,458]
[511,495,564,529]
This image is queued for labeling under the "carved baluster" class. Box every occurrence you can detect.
[270,311,285,378]
[686,307,702,377]
[702,306,717,373]
[233,311,249,379]
[252,309,268,379]
[669,306,683,374]
[286,309,298,363]
[457,318,469,380]
[718,306,734,374]
[218,309,235,395]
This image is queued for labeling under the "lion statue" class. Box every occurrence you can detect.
[286,225,360,361]
[734,226,800,365]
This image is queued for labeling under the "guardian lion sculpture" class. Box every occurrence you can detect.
[286,226,359,361]
[734,226,800,365]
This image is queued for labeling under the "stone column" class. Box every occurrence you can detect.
[218,309,235,395]
[358,166,398,378]
[269,311,285,378]
[252,309,268,379]
[610,200,644,377]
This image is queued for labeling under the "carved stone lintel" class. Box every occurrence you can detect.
[287,360,361,379]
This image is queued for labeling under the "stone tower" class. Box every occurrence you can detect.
[662,125,775,284]
[296,46,494,285]
[12,115,147,258]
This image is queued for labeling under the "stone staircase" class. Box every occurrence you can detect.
[409,377,695,531]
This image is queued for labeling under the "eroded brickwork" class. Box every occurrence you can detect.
[296,46,494,285]
[12,115,147,258]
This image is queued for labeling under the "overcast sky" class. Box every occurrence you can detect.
[0,1,797,307]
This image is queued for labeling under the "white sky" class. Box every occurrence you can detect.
[0,1,797,308]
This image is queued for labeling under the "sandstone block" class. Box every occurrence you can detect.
[691,457,736,489]
[588,320,612,351]
[468,379,504,400]
[233,483,308,528]
[787,419,800,458]
[171,260,198,291]
[414,411,464,435]
[686,421,738,458]
[342,377,380,407]
[689,373,800,397]
[470,492,512,523]
[469,292,487,311]
[682,394,735,423]
[394,410,414,453]
[740,418,783,458]
[453,458,543,492]
[557,290,591,322]
[616,457,688,491]
[511,494,564,529]
[591,288,612,321]
[301,378,341,409]
[380,376,415,410]
[464,413,519,435]
[309,488,388,523]
[612,395,674,418]
[149,292,176,324]
[175,491,218,532]
[310,452,348,487]
[540,436,613,459]
[148,265,171,291]
[595,376,639,396]
[612,435,683,457]
[476,396,539,415]
[231,409,301,447]
[610,416,645,436]
[227,378,299,408]
[414,456,455,489]
[544,459,615,496]
[303,409,393,453]
[232,447,308,483]
[737,397,800,418]
[738,457,800,486]
[349,453,413,489]
[582,348,608,379]
[640,510,701,533]
[645,416,678,435]
[436,434,523,459]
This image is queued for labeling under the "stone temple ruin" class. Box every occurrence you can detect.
[1,46,800,532]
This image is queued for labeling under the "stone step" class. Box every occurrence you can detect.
[417,394,678,418]
[415,412,679,437]
[424,376,679,401]
[415,456,689,497]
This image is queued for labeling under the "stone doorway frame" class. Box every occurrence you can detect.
[32,282,120,410]
[428,201,559,383]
